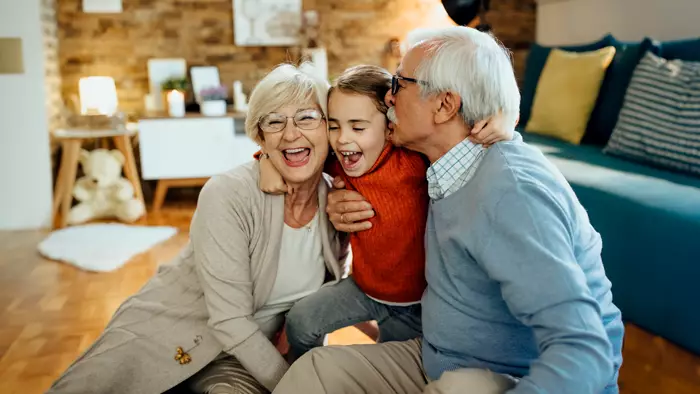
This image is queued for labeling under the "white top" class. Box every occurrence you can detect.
[254,211,326,333]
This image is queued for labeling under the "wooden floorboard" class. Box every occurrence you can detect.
[0,201,698,393]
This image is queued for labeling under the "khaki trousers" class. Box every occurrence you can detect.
[272,339,517,394]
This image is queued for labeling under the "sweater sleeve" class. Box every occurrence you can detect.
[190,176,288,391]
[474,182,614,394]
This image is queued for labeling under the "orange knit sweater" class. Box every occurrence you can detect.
[326,143,429,303]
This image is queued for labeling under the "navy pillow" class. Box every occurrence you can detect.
[520,35,614,128]
[661,37,700,61]
[581,37,663,146]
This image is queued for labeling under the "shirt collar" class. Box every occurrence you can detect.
[426,138,484,200]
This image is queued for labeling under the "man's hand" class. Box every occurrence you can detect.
[327,176,375,233]
[422,368,517,394]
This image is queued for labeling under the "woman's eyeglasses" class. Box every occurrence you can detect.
[391,74,427,95]
[259,109,325,133]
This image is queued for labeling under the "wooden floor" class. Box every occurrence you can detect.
[0,200,698,393]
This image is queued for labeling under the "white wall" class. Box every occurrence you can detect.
[0,0,53,230]
[537,0,700,46]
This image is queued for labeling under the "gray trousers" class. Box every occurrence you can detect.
[285,277,423,360]
[272,339,517,394]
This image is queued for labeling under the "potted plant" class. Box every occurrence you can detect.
[199,85,228,116]
[160,77,189,112]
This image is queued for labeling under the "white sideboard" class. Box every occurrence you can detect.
[137,113,260,209]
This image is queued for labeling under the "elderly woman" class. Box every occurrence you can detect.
[47,63,348,394]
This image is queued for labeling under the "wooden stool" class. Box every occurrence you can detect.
[52,128,145,229]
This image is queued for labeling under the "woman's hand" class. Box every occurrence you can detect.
[468,112,514,148]
[259,155,289,194]
[327,177,375,233]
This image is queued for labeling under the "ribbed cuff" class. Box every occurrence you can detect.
[229,330,289,392]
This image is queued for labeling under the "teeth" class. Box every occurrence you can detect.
[285,148,306,153]
[340,151,360,156]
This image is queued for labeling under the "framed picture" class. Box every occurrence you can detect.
[190,66,221,103]
[147,58,187,111]
[83,0,123,13]
[233,0,302,46]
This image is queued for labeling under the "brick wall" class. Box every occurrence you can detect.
[42,0,63,132]
[57,0,535,116]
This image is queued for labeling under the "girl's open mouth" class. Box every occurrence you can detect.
[340,150,363,170]
[283,148,311,167]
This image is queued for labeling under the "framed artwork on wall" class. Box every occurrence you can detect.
[82,0,123,13]
[233,0,302,46]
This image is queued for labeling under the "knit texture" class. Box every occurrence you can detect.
[422,133,624,393]
[327,143,429,303]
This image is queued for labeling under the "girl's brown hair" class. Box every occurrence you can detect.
[330,65,392,115]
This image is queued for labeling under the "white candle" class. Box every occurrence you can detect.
[233,81,247,112]
[233,80,243,98]
[167,90,185,117]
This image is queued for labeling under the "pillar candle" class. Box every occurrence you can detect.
[167,90,185,117]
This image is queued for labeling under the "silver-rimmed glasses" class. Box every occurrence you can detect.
[259,108,325,133]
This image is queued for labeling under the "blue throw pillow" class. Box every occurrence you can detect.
[661,37,700,61]
[604,52,700,178]
[581,37,662,146]
[520,34,614,128]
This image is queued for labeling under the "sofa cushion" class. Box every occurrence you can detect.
[604,52,700,178]
[521,131,700,355]
[526,47,616,145]
[520,35,614,128]
[661,37,700,61]
[582,37,663,146]
[523,131,700,209]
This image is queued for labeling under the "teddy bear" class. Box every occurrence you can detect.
[67,148,145,225]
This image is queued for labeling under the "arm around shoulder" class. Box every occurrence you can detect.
[190,175,288,391]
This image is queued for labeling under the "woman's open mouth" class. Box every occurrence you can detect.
[283,147,311,167]
[339,150,363,170]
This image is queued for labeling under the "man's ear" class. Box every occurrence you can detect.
[433,91,462,124]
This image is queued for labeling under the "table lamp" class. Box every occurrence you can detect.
[79,76,118,116]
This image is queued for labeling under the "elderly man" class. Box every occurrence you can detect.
[273,26,624,394]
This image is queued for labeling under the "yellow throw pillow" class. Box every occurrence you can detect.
[525,46,616,144]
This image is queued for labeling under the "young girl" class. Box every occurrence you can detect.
[258,65,511,360]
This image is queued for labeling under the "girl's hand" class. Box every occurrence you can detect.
[468,112,514,148]
[273,324,289,356]
[259,155,288,195]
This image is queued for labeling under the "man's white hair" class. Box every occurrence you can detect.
[245,62,330,144]
[405,26,520,130]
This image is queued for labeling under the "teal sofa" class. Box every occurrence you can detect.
[520,131,700,355]
[519,34,700,355]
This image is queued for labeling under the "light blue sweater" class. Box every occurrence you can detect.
[422,133,624,393]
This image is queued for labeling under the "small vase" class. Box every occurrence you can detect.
[200,100,227,116]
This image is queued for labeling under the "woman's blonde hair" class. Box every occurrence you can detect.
[330,65,392,115]
[245,63,330,144]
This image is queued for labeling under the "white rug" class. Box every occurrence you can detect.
[38,223,178,272]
